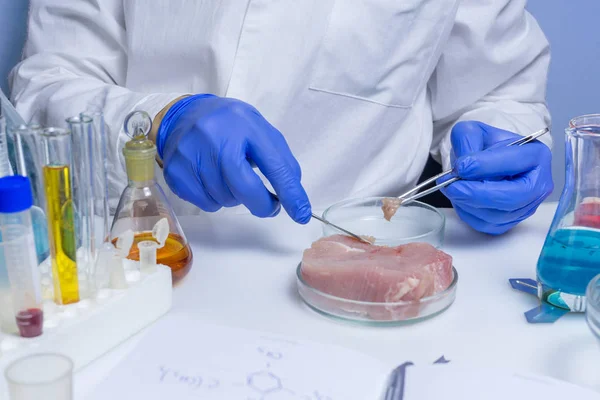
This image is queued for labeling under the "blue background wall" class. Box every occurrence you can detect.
[0,1,27,95]
[526,0,600,200]
[1,0,598,201]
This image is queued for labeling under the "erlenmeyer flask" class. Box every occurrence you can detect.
[536,114,600,312]
[109,111,193,284]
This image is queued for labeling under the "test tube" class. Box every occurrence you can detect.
[5,353,73,400]
[80,109,113,292]
[40,128,80,305]
[8,124,50,264]
[0,100,14,177]
[67,116,96,297]
[0,176,44,338]
[80,108,111,243]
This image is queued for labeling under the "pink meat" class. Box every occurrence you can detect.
[381,198,401,221]
[300,235,453,320]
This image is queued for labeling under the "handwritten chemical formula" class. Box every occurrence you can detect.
[84,316,403,400]
[155,340,333,400]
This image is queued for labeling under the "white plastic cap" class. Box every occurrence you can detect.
[152,218,169,248]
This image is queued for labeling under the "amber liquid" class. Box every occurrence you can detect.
[113,232,193,285]
[43,165,80,305]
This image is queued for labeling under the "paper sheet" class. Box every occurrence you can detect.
[85,313,389,400]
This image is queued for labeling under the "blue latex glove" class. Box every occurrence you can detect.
[438,121,553,235]
[156,94,312,224]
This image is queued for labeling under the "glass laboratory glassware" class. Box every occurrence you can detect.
[110,111,193,284]
[0,100,14,177]
[5,353,73,400]
[80,108,113,292]
[8,124,50,264]
[40,127,80,305]
[80,108,111,242]
[67,115,96,297]
[0,176,44,337]
[536,114,600,312]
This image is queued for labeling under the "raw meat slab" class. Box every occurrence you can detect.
[300,235,453,320]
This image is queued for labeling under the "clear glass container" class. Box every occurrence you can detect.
[536,115,600,312]
[0,103,13,177]
[321,197,445,247]
[296,263,457,325]
[110,111,192,284]
[40,128,80,305]
[67,115,96,297]
[297,196,454,325]
[8,124,49,264]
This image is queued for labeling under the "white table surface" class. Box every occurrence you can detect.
[74,201,600,398]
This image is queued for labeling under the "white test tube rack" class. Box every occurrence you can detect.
[0,253,173,398]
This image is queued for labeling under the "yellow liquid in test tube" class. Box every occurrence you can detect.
[43,165,79,304]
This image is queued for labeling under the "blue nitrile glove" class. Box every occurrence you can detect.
[438,121,553,235]
[156,94,312,224]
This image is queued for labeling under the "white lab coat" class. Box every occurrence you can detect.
[9,0,552,216]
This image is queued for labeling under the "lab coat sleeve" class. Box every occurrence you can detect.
[8,0,187,205]
[427,0,552,170]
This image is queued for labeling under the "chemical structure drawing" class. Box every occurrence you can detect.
[246,370,296,399]
[243,346,334,400]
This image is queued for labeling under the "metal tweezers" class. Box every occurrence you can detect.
[272,193,372,244]
[395,127,550,206]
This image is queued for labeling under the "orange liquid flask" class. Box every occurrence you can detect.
[110,111,193,285]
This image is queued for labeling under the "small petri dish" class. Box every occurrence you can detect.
[322,197,445,247]
[585,274,600,343]
[296,263,458,325]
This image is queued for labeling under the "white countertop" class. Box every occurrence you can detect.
[75,201,600,398]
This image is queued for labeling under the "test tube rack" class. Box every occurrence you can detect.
[0,258,172,398]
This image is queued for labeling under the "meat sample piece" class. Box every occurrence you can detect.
[300,235,453,320]
[381,197,401,221]
[575,197,600,229]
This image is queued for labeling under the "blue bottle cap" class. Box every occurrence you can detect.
[0,175,34,213]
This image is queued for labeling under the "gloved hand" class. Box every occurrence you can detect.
[156,94,312,224]
[438,121,553,235]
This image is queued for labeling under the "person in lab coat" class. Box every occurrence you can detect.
[9,0,553,235]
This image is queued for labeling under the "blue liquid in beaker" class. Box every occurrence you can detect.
[537,227,600,296]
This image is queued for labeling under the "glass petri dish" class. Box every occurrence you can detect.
[322,197,445,247]
[585,274,600,343]
[296,263,458,326]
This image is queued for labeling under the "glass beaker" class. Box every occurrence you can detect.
[536,114,600,312]
[110,111,193,284]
